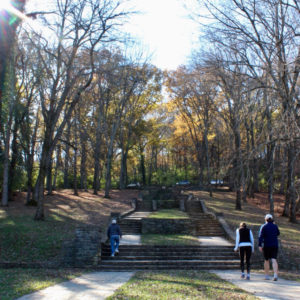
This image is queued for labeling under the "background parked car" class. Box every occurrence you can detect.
[127,182,141,189]
[176,180,190,186]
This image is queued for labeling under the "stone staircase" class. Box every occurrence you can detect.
[99,244,239,270]
[186,199,225,236]
[118,219,141,234]
[98,197,239,271]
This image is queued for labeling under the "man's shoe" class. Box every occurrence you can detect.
[241,273,245,279]
[111,253,115,257]
[273,277,278,281]
[115,249,119,253]
[264,275,270,280]
[246,275,250,280]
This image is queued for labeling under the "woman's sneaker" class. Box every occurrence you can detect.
[246,274,250,280]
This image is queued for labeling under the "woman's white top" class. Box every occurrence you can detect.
[234,228,254,252]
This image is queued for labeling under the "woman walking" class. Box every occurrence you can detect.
[234,222,254,280]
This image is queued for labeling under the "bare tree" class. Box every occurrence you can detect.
[23,0,129,220]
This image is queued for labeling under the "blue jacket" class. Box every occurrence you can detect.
[107,223,122,238]
[258,221,280,248]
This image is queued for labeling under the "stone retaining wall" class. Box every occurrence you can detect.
[141,218,196,235]
[61,225,101,267]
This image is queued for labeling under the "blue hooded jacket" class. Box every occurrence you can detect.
[107,223,122,238]
[258,221,280,248]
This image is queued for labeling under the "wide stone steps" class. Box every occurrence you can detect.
[99,244,239,270]
[119,219,142,234]
[101,255,235,260]
[98,264,238,271]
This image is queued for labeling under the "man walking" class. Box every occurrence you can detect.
[258,214,280,281]
[107,219,122,257]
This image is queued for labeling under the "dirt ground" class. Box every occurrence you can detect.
[247,192,300,219]
[2,189,138,227]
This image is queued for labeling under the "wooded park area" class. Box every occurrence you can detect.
[0,0,299,222]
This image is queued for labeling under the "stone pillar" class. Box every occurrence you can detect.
[152,200,157,211]
[131,198,137,209]
[179,198,185,211]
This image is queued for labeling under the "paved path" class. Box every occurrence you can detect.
[198,236,233,246]
[17,272,134,300]
[213,270,300,300]
[120,234,141,245]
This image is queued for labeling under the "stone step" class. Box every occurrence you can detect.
[101,255,237,260]
[101,251,235,257]
[97,264,239,270]
[99,259,240,267]
[101,245,233,251]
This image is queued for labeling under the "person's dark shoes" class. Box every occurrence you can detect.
[246,274,250,280]
[241,273,245,279]
[273,277,278,281]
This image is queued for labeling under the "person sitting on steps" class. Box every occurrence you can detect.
[234,222,254,280]
[107,219,122,257]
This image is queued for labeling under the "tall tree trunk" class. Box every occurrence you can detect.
[204,131,212,197]
[73,114,78,196]
[46,156,53,195]
[34,138,51,220]
[104,150,113,198]
[63,120,71,189]
[25,110,39,205]
[119,145,129,189]
[93,108,103,194]
[139,144,146,186]
[266,103,275,215]
[52,145,61,191]
[8,121,19,200]
[250,120,259,193]
[282,143,295,217]
[1,57,15,206]
[80,130,88,192]
[279,146,287,194]
[234,126,242,210]
[288,143,297,223]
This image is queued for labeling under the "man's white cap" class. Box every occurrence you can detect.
[112,219,117,224]
[265,214,273,220]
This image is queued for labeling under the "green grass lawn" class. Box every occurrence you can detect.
[0,215,76,262]
[107,270,258,300]
[148,209,189,219]
[0,268,85,300]
[142,234,200,245]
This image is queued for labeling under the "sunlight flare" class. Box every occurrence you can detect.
[0,0,27,21]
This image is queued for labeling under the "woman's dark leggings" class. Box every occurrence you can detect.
[239,246,252,273]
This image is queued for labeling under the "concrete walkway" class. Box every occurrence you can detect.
[213,270,300,300]
[17,272,134,300]
[198,236,233,246]
[120,234,141,245]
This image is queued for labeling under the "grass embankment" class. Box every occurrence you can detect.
[0,189,135,299]
[142,234,200,245]
[108,270,258,300]
[148,208,189,219]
